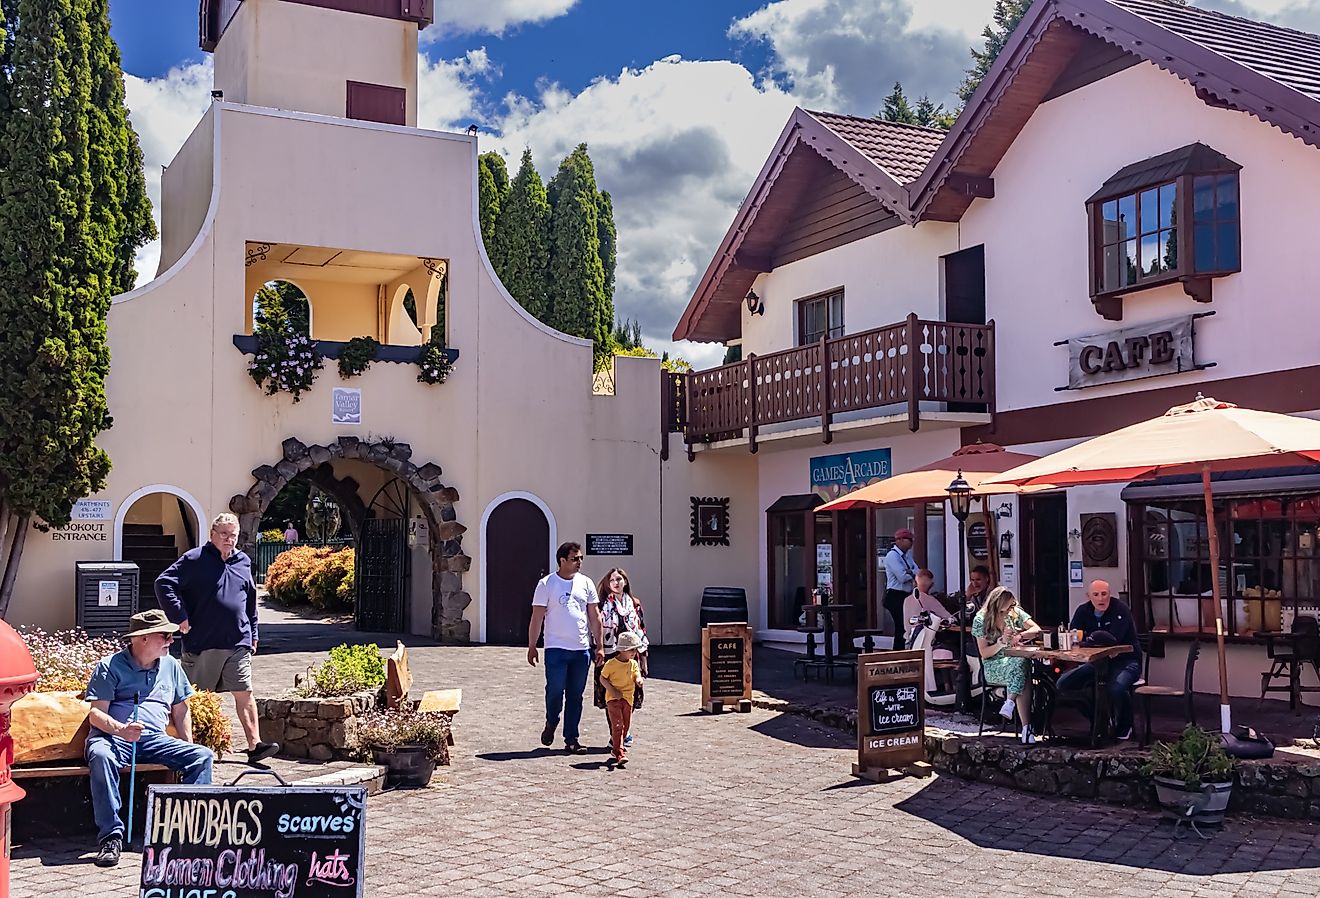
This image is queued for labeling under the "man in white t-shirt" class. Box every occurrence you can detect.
[528,541,604,753]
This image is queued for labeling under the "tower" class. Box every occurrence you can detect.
[199,0,433,126]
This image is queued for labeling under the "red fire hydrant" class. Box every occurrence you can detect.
[0,620,39,898]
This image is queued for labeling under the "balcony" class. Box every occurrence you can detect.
[663,315,995,457]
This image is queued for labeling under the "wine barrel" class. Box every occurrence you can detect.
[699,587,748,629]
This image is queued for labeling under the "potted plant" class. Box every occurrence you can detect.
[1142,724,1236,824]
[352,707,451,787]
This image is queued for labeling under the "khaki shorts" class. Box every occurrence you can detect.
[182,647,254,693]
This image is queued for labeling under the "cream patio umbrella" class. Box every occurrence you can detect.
[815,443,1043,512]
[983,395,1320,733]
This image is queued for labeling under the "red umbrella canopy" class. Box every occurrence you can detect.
[984,397,1320,488]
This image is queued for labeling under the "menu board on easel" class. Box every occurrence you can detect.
[701,622,752,713]
[853,650,927,781]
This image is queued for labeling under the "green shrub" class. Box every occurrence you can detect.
[337,336,380,379]
[1142,725,1235,788]
[299,643,386,698]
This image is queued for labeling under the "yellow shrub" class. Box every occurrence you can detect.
[187,689,234,758]
[266,545,355,609]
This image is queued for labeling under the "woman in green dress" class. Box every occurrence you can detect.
[972,586,1042,743]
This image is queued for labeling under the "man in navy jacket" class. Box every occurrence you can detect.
[157,513,279,764]
[1057,579,1143,740]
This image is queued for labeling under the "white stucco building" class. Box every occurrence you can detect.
[12,0,756,647]
[670,0,1320,704]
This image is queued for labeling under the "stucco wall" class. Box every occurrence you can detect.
[738,222,959,359]
[157,109,216,275]
[213,0,419,126]
[958,60,1320,413]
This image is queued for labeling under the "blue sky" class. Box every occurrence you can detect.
[109,0,1320,365]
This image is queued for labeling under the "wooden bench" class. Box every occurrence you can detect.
[417,689,461,745]
[13,762,179,781]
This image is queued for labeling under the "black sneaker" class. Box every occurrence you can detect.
[540,723,556,747]
[95,837,122,868]
[565,741,585,754]
[247,742,279,765]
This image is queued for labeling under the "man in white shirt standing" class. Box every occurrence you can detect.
[883,528,918,650]
[528,541,604,753]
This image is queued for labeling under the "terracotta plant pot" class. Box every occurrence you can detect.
[1153,775,1233,824]
[370,744,436,787]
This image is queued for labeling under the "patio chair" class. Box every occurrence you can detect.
[1137,640,1199,746]
[1260,615,1320,711]
[976,666,1010,738]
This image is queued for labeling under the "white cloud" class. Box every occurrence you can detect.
[124,60,214,284]
[481,57,799,367]
[424,0,577,38]
[1194,0,1320,30]
[729,0,995,113]
[416,48,497,131]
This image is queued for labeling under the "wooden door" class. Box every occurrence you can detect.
[485,499,550,645]
[1021,494,1069,627]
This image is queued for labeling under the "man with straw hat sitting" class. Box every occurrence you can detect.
[84,609,214,868]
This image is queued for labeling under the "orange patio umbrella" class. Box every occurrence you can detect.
[816,443,1043,512]
[984,395,1320,733]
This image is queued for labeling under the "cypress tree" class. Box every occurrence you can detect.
[0,0,152,616]
[477,151,508,248]
[491,149,551,320]
[546,144,608,365]
[596,189,616,342]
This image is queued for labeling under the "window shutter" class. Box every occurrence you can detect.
[346,80,406,126]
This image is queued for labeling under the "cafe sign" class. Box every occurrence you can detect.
[810,448,891,501]
[1065,314,1201,390]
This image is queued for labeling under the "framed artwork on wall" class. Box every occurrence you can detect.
[1081,512,1119,567]
[691,497,730,546]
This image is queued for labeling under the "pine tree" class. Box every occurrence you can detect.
[881,82,916,124]
[491,149,551,319]
[914,96,957,130]
[546,144,608,365]
[959,0,1031,103]
[0,0,153,616]
[477,151,508,248]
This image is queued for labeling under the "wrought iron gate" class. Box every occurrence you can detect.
[355,517,409,632]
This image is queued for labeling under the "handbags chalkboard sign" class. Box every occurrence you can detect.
[139,784,366,897]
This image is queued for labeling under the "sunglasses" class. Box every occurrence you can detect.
[567,555,584,562]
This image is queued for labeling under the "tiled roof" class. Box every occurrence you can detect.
[1110,0,1320,102]
[805,110,947,185]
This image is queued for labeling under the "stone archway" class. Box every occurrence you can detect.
[227,436,471,642]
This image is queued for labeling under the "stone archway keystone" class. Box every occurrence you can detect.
[230,437,470,642]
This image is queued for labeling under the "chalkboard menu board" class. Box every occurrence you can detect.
[855,650,925,775]
[868,684,920,735]
[140,785,366,898]
[700,622,752,712]
[709,637,744,696]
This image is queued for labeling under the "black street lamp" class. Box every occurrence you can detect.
[947,470,973,711]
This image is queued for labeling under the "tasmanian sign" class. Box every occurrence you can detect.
[810,448,891,501]
[855,651,926,774]
[140,784,366,898]
[1066,314,1199,389]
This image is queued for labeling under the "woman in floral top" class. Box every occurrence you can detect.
[593,568,649,744]
[972,586,1041,744]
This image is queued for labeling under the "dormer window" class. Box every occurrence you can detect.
[1087,143,1240,320]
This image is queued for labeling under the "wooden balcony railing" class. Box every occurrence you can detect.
[662,315,994,457]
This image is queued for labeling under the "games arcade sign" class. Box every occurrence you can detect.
[1062,313,1209,390]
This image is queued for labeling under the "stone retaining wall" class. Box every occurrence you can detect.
[751,697,1320,821]
[255,691,378,761]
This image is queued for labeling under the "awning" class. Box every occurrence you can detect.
[765,494,824,514]
[1121,464,1320,501]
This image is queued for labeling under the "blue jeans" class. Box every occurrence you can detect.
[87,732,213,843]
[544,648,591,743]
[1057,659,1143,735]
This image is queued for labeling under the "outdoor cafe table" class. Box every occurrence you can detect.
[1004,644,1133,746]
[802,601,855,683]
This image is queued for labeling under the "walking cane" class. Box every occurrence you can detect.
[125,691,141,844]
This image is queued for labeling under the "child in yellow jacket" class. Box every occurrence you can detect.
[599,631,645,767]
